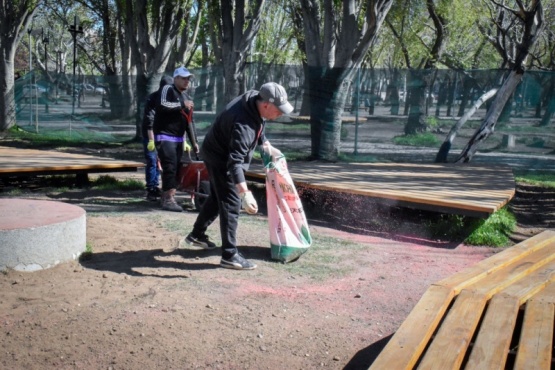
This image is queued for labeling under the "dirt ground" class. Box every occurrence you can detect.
[0,145,553,369]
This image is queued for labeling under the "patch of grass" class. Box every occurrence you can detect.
[91,175,143,191]
[272,234,361,280]
[427,207,517,247]
[239,217,363,280]
[464,208,517,247]
[338,153,381,162]
[514,171,555,188]
[9,124,123,145]
[3,188,23,196]
[393,132,440,147]
[162,218,188,233]
[79,242,93,261]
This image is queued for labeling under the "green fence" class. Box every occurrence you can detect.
[11,65,555,170]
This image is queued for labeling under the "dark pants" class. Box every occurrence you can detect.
[192,161,241,259]
[142,137,160,190]
[156,140,183,191]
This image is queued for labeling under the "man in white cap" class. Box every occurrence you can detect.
[185,82,293,270]
[153,66,199,212]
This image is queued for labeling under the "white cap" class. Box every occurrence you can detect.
[173,66,193,78]
[259,82,294,115]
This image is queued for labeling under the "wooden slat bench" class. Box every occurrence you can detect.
[369,229,555,369]
[246,161,515,218]
[0,146,144,185]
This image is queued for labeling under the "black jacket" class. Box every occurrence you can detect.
[201,90,266,185]
[153,84,197,146]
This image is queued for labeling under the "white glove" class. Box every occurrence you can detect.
[262,142,283,159]
[240,191,258,214]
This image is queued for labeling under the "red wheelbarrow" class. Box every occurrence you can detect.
[177,157,211,211]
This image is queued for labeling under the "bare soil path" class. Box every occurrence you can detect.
[0,140,553,369]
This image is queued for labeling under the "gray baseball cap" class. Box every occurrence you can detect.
[259,82,294,115]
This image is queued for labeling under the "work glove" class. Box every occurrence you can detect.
[184,142,192,152]
[147,140,155,151]
[240,191,258,214]
[262,142,284,160]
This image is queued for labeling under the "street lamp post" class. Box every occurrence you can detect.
[27,27,33,127]
[68,16,83,117]
[42,29,49,113]
[55,49,61,104]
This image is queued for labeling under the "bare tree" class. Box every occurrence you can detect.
[298,0,393,160]
[0,0,40,131]
[117,0,198,139]
[456,0,544,162]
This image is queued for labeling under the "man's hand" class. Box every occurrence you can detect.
[147,140,155,151]
[240,191,258,214]
[262,142,283,159]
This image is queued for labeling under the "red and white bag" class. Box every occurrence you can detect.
[265,155,312,263]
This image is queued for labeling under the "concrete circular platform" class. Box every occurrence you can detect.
[0,199,86,272]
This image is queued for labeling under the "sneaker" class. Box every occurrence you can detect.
[146,190,159,201]
[162,201,183,212]
[150,187,162,197]
[185,233,217,250]
[220,253,257,270]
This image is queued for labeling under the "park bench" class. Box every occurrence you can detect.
[369,229,555,370]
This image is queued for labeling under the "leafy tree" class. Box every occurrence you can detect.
[0,0,40,131]
[207,0,265,111]
[456,0,545,162]
[116,0,201,139]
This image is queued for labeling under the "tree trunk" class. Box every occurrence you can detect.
[456,70,522,162]
[435,88,497,162]
[404,70,428,134]
[539,74,555,126]
[0,52,16,131]
[307,67,348,161]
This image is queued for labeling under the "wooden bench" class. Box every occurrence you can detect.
[369,229,555,369]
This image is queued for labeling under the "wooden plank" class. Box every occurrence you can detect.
[417,290,487,370]
[0,146,144,175]
[465,294,520,370]
[513,299,555,370]
[246,161,515,216]
[436,230,555,293]
[465,242,555,299]
[529,279,555,304]
[369,285,454,370]
[497,263,555,304]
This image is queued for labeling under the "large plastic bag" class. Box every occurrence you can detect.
[263,151,312,263]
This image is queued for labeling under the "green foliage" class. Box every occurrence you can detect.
[426,116,439,129]
[427,207,516,247]
[92,175,143,191]
[337,153,380,162]
[79,243,93,261]
[464,208,516,247]
[8,125,126,146]
[393,133,440,147]
[514,172,555,188]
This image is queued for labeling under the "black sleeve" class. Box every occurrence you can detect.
[157,85,181,113]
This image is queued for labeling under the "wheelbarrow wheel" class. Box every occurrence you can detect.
[194,180,211,211]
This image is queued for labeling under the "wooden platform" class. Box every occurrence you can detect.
[246,161,515,218]
[0,146,144,179]
[369,229,555,369]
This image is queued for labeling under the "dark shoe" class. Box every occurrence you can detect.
[146,190,159,201]
[185,233,217,250]
[150,187,162,197]
[220,253,257,270]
